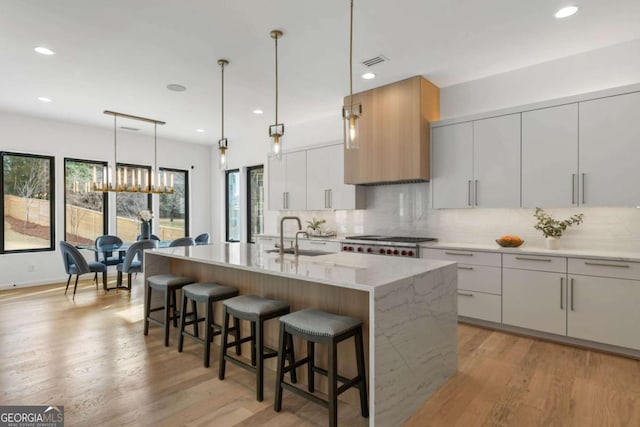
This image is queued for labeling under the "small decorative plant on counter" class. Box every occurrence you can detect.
[138,209,154,239]
[306,218,326,236]
[533,208,584,249]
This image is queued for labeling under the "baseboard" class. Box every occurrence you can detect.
[0,272,122,291]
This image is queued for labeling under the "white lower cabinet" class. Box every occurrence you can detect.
[503,268,567,336]
[567,275,640,350]
[457,290,501,323]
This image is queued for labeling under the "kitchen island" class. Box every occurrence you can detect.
[144,243,458,427]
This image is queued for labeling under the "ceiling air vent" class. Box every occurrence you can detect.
[361,55,388,67]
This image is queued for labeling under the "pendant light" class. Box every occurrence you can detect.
[342,0,362,150]
[93,110,173,194]
[218,59,229,170]
[269,30,284,159]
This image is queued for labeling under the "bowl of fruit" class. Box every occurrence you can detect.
[496,235,524,248]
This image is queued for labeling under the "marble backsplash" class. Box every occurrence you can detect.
[270,182,640,252]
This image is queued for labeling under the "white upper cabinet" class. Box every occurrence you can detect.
[306,144,363,210]
[432,122,473,208]
[579,91,640,207]
[473,114,521,208]
[522,104,578,208]
[268,151,306,211]
[432,115,520,209]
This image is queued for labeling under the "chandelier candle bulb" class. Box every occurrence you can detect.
[170,174,174,189]
[92,166,97,185]
[163,172,167,188]
[124,167,128,186]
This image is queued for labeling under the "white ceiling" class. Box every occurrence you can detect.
[1,0,640,145]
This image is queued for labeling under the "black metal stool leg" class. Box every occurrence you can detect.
[73,275,79,298]
[274,322,287,412]
[256,318,265,402]
[204,300,212,368]
[287,333,297,384]
[178,293,188,352]
[171,290,179,327]
[307,341,315,392]
[163,289,171,347]
[355,328,369,417]
[191,299,199,338]
[328,340,338,427]
[218,308,230,380]
[234,317,242,356]
[250,321,256,365]
[65,275,71,294]
[144,285,152,335]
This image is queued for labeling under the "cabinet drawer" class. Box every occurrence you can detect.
[568,258,640,280]
[422,248,501,267]
[503,253,566,273]
[457,291,501,323]
[298,239,341,252]
[457,264,501,295]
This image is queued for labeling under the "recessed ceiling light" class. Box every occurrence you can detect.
[195,129,205,133]
[37,97,52,103]
[34,46,55,55]
[362,72,376,80]
[554,6,578,18]
[166,84,187,92]
[252,109,264,115]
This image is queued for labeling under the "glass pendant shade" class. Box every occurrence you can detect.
[218,138,228,170]
[342,103,361,150]
[269,123,284,159]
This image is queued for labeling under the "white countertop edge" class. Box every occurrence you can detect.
[420,242,640,263]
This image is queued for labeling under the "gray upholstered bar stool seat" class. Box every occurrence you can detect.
[144,274,195,347]
[274,308,369,427]
[218,295,297,402]
[178,282,239,367]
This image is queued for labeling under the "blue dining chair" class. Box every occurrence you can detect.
[170,237,196,247]
[116,239,158,290]
[95,235,124,265]
[60,241,107,298]
[194,233,210,244]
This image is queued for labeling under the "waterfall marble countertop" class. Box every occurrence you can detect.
[149,243,455,292]
[420,241,640,263]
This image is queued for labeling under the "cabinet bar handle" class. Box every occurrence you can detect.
[570,278,575,311]
[584,261,629,268]
[571,174,576,204]
[515,256,552,262]
[475,180,478,206]
[458,266,474,270]
[309,241,326,245]
[581,173,586,204]
[560,277,564,310]
[468,180,472,206]
[283,192,286,210]
[458,292,474,297]
[286,192,290,209]
[445,251,473,256]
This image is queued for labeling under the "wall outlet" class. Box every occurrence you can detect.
[27,264,35,272]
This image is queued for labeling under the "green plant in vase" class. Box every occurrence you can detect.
[533,208,584,249]
[306,218,326,236]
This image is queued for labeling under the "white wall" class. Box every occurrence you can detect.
[0,111,214,289]
[440,38,640,119]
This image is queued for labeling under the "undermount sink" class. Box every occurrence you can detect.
[265,248,332,257]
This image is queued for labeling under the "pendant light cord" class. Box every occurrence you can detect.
[154,122,157,173]
[221,61,225,139]
[275,35,279,125]
[113,115,117,173]
[349,0,354,109]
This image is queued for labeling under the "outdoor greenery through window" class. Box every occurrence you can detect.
[64,158,107,245]
[225,169,240,242]
[116,163,151,242]
[247,165,264,243]
[1,152,55,252]
[159,168,188,239]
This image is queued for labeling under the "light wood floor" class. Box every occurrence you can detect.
[1,278,639,427]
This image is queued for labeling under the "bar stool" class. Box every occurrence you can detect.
[144,274,194,346]
[274,308,369,427]
[218,295,297,402]
[177,282,239,367]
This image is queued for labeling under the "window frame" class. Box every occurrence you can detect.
[0,151,56,254]
[246,165,264,243]
[225,168,240,242]
[63,157,108,244]
[115,162,152,238]
[159,167,190,237]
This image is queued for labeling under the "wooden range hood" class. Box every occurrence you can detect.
[344,75,440,185]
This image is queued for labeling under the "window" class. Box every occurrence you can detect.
[159,168,189,239]
[64,158,108,245]
[247,165,264,243]
[1,152,55,253]
[225,169,240,242]
[116,163,151,242]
